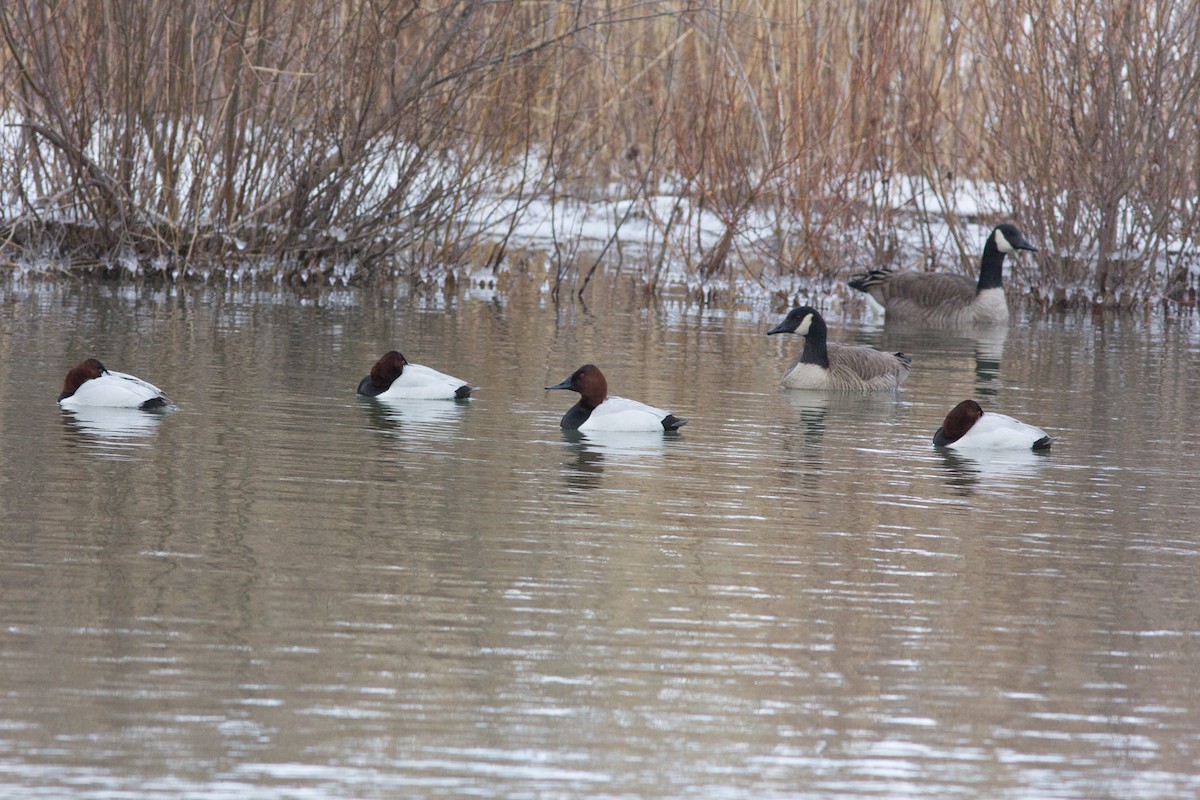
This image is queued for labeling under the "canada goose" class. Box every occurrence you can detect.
[767,306,911,391]
[848,224,1038,326]
[933,399,1052,450]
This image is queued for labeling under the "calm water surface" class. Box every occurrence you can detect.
[1,279,1199,799]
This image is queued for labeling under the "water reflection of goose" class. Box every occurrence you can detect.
[861,322,1008,397]
[781,390,830,442]
[972,326,1007,393]
[61,406,167,458]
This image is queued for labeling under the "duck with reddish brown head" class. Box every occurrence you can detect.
[545,364,686,432]
[356,350,472,400]
[58,358,170,410]
[933,399,1052,450]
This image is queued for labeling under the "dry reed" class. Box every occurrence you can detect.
[1,0,1197,307]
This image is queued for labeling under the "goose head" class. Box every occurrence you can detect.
[767,306,825,337]
[991,224,1038,255]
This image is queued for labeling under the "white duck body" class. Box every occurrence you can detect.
[357,351,472,400]
[577,396,679,432]
[58,359,169,409]
[545,364,687,432]
[375,363,472,400]
[934,400,1052,450]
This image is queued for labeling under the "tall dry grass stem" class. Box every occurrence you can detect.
[0,0,1196,306]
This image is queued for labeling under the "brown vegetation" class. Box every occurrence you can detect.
[1,0,1198,307]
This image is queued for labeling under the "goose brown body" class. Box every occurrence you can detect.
[848,224,1037,326]
[767,307,911,391]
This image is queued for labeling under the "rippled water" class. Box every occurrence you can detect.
[2,279,1199,799]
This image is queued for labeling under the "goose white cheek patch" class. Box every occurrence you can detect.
[994,228,1013,253]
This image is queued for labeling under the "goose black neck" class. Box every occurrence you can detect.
[799,316,830,369]
[977,243,1007,292]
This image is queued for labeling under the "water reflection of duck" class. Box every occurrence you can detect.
[936,447,1052,494]
[358,396,469,439]
[554,429,670,491]
[559,430,606,491]
[61,406,167,458]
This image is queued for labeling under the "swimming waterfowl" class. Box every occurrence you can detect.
[356,351,472,400]
[766,306,911,391]
[58,358,170,409]
[933,399,1052,450]
[545,364,687,432]
[848,223,1038,326]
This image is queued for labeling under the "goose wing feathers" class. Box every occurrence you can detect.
[871,271,976,309]
[826,343,910,390]
[785,344,910,391]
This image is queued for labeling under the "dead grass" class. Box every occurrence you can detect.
[1,0,1198,307]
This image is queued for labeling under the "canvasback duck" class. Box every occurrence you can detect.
[848,223,1038,326]
[58,358,170,409]
[356,350,472,400]
[767,306,911,391]
[545,364,687,432]
[934,399,1052,450]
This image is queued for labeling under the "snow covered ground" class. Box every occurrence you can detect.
[1,114,1194,305]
